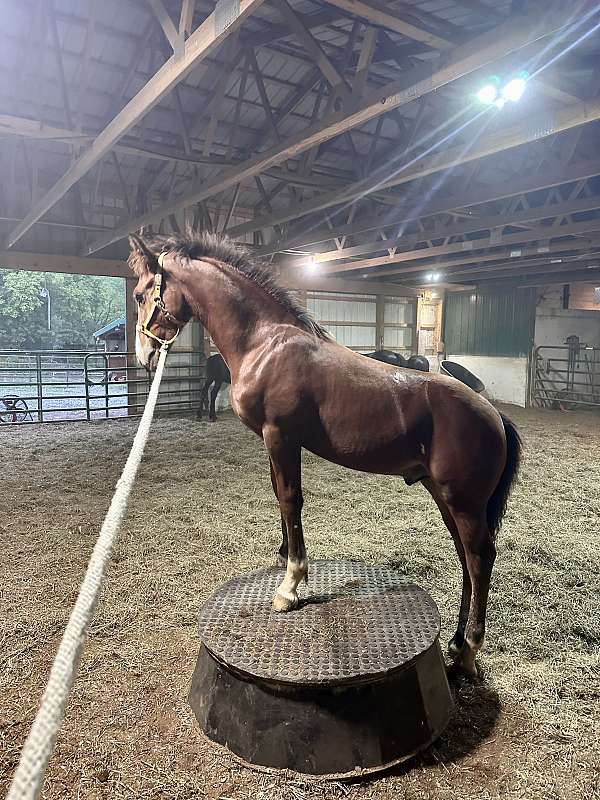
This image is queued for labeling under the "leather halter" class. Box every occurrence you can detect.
[136,252,185,351]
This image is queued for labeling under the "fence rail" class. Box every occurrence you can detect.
[530,344,600,409]
[0,349,204,424]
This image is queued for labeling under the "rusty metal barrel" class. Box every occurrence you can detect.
[189,560,453,779]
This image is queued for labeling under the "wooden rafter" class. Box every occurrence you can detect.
[264,156,600,253]
[321,0,456,50]
[84,1,588,254]
[225,96,600,239]
[321,219,600,275]
[4,0,267,250]
[274,0,350,93]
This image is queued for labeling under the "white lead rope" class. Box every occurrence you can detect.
[7,348,169,800]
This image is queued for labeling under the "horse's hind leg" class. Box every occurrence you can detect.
[198,378,211,419]
[447,506,496,677]
[209,381,221,422]
[423,479,472,657]
[269,459,288,568]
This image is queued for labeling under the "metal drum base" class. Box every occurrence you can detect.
[189,560,453,779]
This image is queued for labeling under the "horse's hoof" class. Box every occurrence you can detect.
[275,553,287,569]
[208,416,217,423]
[448,634,464,657]
[272,592,299,613]
[447,655,480,682]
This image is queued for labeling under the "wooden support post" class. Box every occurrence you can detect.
[125,277,140,416]
[376,295,385,350]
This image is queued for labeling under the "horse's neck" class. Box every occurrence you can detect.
[184,260,285,376]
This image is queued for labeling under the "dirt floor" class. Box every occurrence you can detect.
[1,404,599,799]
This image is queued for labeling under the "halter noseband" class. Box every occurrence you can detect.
[136,252,185,351]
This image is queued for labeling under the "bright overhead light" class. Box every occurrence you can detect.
[477,72,528,107]
[476,83,498,105]
[306,255,318,272]
[502,76,527,103]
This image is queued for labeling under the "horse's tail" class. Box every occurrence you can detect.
[487,413,522,539]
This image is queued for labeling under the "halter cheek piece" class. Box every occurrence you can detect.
[136,252,185,351]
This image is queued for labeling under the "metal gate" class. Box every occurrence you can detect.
[530,344,600,409]
[0,349,204,424]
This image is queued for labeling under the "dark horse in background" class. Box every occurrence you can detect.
[198,353,230,422]
[129,232,522,678]
[366,350,429,372]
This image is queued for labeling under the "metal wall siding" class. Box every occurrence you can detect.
[444,289,535,357]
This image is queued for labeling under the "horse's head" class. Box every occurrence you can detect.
[128,233,191,371]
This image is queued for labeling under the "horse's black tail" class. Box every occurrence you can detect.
[487,413,522,539]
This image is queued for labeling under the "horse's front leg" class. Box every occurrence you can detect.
[264,425,307,612]
[269,459,288,568]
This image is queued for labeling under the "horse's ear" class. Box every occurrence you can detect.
[128,233,159,275]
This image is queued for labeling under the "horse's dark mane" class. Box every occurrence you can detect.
[137,231,329,340]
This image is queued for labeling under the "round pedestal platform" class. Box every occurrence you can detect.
[189,560,453,779]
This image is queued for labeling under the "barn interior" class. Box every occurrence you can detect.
[1,1,599,799]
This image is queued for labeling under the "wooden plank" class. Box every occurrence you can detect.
[281,272,418,296]
[353,26,378,99]
[147,0,180,52]
[374,236,600,278]
[323,219,600,275]
[179,0,196,35]
[246,46,280,142]
[321,0,455,50]
[4,0,267,251]
[275,0,349,91]
[314,195,600,263]
[0,250,127,277]
[85,1,584,254]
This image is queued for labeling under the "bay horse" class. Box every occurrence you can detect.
[129,232,521,678]
[198,353,230,422]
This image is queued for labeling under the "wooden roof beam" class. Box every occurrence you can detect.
[356,231,600,278]
[3,0,267,251]
[321,219,600,275]
[225,95,600,239]
[274,0,350,93]
[264,156,600,253]
[313,194,600,263]
[84,0,586,254]
[321,0,456,51]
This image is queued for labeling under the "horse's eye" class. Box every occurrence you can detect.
[135,293,144,305]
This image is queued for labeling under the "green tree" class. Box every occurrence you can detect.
[0,269,125,350]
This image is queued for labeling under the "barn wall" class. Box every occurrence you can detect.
[446,355,529,406]
[444,288,536,357]
[443,287,536,407]
[535,283,600,348]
